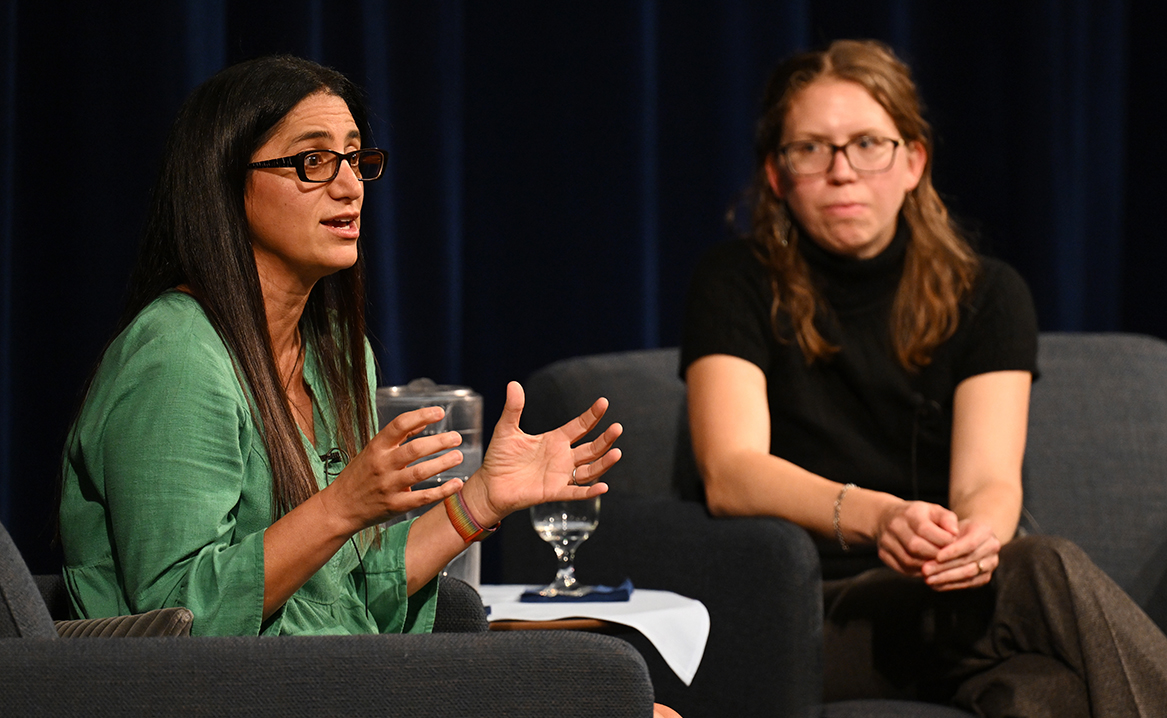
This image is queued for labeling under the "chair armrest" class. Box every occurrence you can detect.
[494,495,823,718]
[34,573,489,635]
[434,576,489,633]
[0,631,653,717]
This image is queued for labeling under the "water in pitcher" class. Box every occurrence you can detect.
[375,379,484,587]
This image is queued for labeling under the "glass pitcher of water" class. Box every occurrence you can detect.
[375,378,483,587]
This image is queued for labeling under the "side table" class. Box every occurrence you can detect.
[477,584,710,686]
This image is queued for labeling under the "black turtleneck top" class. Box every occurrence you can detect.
[681,225,1038,578]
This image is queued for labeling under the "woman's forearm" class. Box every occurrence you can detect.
[262,490,360,619]
[948,370,1031,546]
[263,482,470,618]
[703,448,905,546]
[689,354,906,546]
[402,500,475,594]
[949,477,1022,545]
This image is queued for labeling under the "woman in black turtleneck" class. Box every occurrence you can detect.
[682,40,1167,716]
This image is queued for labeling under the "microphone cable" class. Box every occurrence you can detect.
[320,447,371,622]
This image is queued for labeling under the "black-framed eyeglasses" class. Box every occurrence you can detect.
[248,148,388,183]
[778,136,905,176]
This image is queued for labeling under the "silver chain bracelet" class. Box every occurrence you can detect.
[833,483,857,552]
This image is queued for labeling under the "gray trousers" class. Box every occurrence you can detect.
[822,535,1167,717]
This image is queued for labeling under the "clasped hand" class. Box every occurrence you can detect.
[320,381,621,534]
[876,501,999,591]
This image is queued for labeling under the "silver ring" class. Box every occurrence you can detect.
[975,560,985,575]
[571,467,578,486]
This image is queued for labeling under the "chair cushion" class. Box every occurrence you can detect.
[54,607,194,637]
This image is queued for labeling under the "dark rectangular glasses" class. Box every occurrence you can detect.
[247,148,388,182]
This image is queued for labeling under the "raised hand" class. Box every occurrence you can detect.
[319,405,466,533]
[459,381,622,527]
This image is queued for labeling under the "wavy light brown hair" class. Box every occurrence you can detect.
[744,39,979,369]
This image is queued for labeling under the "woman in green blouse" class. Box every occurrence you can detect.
[57,55,621,638]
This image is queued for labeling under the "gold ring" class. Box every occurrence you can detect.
[976,559,984,575]
[571,467,578,486]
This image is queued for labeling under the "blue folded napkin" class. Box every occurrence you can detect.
[520,578,634,603]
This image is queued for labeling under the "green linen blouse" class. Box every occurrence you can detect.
[58,291,438,636]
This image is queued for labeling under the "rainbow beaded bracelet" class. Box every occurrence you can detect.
[444,490,501,543]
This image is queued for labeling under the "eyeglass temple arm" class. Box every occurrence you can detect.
[247,157,297,169]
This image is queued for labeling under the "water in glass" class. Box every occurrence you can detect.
[529,496,600,597]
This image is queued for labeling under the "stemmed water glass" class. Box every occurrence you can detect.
[528,495,601,597]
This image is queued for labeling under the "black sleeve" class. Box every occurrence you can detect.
[680,240,776,378]
[951,258,1040,386]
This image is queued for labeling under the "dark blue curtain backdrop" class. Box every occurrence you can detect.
[1,1,1165,572]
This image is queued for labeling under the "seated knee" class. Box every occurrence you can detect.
[1001,534,1090,581]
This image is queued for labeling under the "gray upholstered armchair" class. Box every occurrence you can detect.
[500,347,824,718]
[1021,332,1167,629]
[0,519,655,717]
[496,333,1167,718]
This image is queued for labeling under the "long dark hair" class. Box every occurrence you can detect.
[743,39,979,369]
[114,55,375,518]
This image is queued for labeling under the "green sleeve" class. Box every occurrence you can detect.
[353,519,438,634]
[100,311,266,636]
[355,340,439,633]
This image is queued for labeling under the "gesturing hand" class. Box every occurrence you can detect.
[319,405,466,533]
[459,381,622,527]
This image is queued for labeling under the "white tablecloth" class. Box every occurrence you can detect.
[477,584,710,685]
